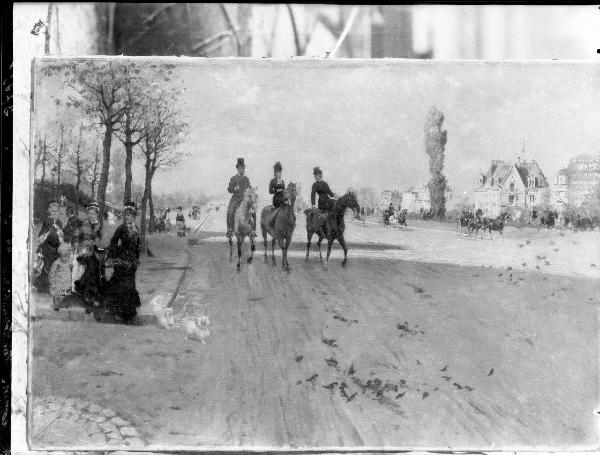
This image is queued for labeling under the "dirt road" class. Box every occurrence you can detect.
[30,214,599,450]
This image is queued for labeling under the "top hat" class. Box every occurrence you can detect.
[273,161,282,172]
[313,166,322,175]
[236,158,245,168]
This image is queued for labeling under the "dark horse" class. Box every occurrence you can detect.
[484,211,511,239]
[539,209,558,230]
[457,208,474,234]
[304,191,360,267]
[260,182,297,272]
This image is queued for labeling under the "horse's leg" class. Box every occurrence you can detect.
[271,238,277,267]
[284,237,291,271]
[325,237,333,268]
[338,235,348,267]
[229,238,233,261]
[317,235,324,262]
[247,235,255,264]
[305,231,312,261]
[262,226,268,259]
[278,237,288,271]
[237,236,242,269]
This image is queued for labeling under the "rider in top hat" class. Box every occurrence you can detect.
[226,158,251,238]
[311,167,335,212]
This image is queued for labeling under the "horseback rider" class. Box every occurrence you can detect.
[227,158,252,239]
[268,161,286,228]
[311,167,335,222]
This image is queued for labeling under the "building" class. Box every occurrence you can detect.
[380,190,402,209]
[474,158,550,217]
[400,185,453,213]
[553,154,600,208]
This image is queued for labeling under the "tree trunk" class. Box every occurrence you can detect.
[97,122,113,224]
[140,160,152,254]
[91,146,99,200]
[123,114,133,204]
[148,167,156,233]
[148,183,154,234]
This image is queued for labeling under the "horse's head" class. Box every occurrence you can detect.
[283,182,297,206]
[243,187,258,211]
[344,190,361,216]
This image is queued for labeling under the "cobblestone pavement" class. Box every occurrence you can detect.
[31,396,144,448]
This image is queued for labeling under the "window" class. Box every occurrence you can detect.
[534,177,539,187]
[509,182,515,192]
[508,195,515,204]
[530,195,535,203]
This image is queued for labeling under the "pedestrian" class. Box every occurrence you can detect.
[72,202,102,292]
[33,201,64,293]
[48,242,73,311]
[103,201,141,322]
[176,206,186,237]
[226,158,252,238]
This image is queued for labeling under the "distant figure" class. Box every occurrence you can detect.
[72,202,103,291]
[226,158,252,239]
[531,208,538,225]
[176,206,186,237]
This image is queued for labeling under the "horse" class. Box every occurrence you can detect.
[260,182,297,271]
[539,209,557,230]
[383,207,394,226]
[230,187,258,269]
[484,212,511,239]
[397,209,408,227]
[457,209,474,234]
[575,215,593,232]
[304,191,360,267]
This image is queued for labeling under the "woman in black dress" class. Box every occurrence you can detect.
[104,201,141,322]
[269,161,286,207]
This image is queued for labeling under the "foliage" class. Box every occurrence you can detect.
[423,106,448,219]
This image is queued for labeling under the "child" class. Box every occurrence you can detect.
[176,206,186,237]
[49,242,73,311]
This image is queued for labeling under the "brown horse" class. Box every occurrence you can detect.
[230,187,258,269]
[305,191,360,267]
[260,182,297,271]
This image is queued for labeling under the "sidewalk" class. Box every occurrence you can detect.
[31,234,192,325]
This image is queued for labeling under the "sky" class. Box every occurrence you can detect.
[34,59,600,204]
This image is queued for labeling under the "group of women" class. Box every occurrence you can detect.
[33,200,142,322]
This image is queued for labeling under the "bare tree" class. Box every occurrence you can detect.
[34,135,53,186]
[83,144,102,200]
[138,91,188,251]
[66,123,90,208]
[52,124,66,194]
[115,71,147,204]
[43,61,132,222]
